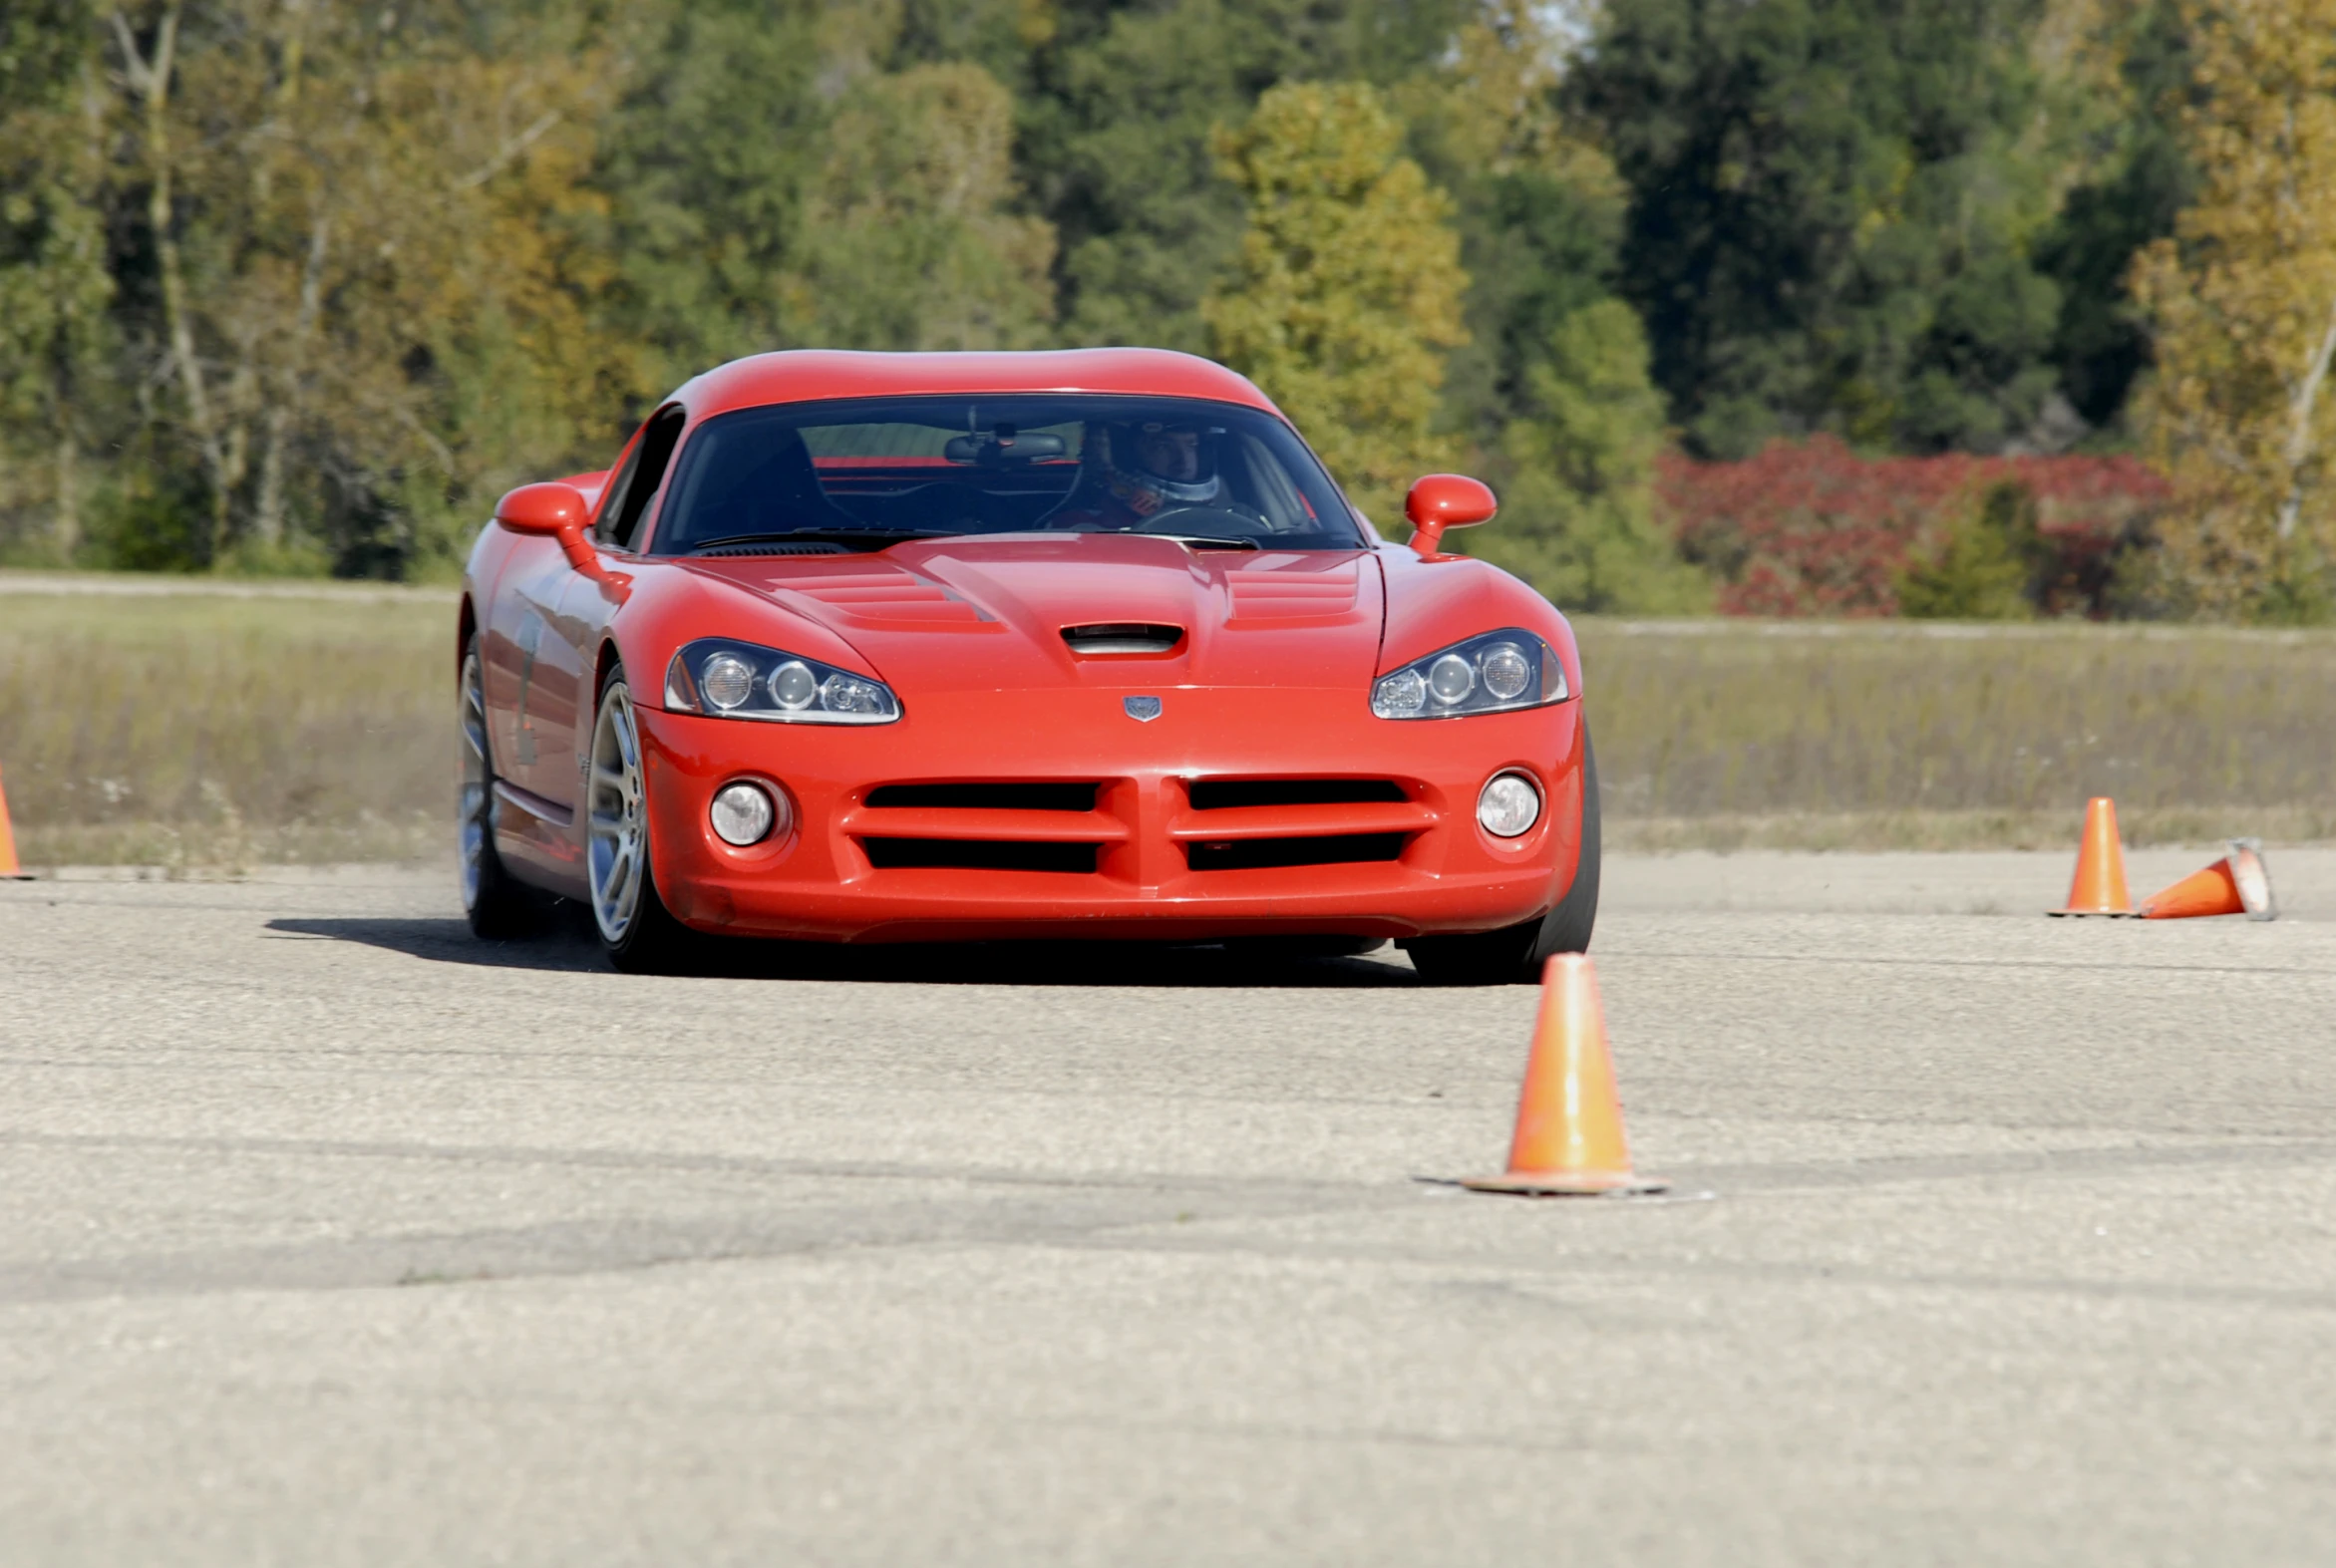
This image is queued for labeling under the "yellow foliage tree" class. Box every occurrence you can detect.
[1202,82,1467,524]
[2130,0,2336,616]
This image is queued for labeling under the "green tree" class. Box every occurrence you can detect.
[595,3,1055,390]
[1571,0,2068,459]
[0,0,114,562]
[1403,2,1706,611]
[1474,301,1710,612]
[1896,480,2043,618]
[1019,0,1466,352]
[792,62,1057,351]
[1203,81,1468,522]
[2028,0,2195,435]
[590,0,829,396]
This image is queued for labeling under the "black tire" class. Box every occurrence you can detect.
[584,663,697,974]
[1402,724,1602,986]
[460,635,545,939]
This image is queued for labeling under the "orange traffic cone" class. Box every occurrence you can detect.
[2139,838,2276,921]
[2049,796,2135,917]
[1461,954,1666,1196]
[0,762,28,880]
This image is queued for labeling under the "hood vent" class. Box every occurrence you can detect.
[692,539,850,557]
[1061,622,1184,655]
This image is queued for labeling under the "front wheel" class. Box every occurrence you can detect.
[1402,725,1602,986]
[586,667,695,973]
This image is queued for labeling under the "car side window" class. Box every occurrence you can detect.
[599,405,687,550]
[592,432,647,546]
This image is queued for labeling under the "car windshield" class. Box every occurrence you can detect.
[649,395,1363,554]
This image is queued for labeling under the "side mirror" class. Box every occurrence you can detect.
[495,482,596,571]
[1404,474,1498,558]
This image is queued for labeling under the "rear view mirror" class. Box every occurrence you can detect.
[495,482,596,570]
[944,431,1070,466]
[1403,474,1499,557]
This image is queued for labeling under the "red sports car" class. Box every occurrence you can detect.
[459,349,1597,983]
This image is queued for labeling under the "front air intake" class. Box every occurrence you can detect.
[865,783,1099,811]
[860,838,1099,873]
[1062,623,1183,655]
[1187,779,1409,810]
[1185,833,1409,871]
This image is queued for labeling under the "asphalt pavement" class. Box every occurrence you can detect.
[3,847,2333,1565]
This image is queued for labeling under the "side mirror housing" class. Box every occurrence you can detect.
[1404,474,1498,557]
[495,482,596,570]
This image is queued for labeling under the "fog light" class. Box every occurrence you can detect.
[710,782,778,846]
[1477,772,1541,838]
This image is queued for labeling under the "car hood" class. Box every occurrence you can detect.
[678,533,1386,694]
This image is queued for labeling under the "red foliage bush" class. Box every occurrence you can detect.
[1655,436,2171,617]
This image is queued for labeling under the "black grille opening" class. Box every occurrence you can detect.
[865,783,1099,811]
[1062,622,1184,655]
[1187,779,1408,810]
[1185,832,1408,871]
[860,837,1099,873]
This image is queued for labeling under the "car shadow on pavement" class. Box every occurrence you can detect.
[263,914,1431,989]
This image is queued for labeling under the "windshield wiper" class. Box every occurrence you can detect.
[683,527,961,554]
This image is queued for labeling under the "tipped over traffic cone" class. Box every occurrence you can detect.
[2049,796,2135,917]
[2139,838,2276,921]
[1461,954,1666,1196]
[0,763,28,879]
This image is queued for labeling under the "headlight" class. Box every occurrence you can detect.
[1371,629,1566,719]
[664,638,902,725]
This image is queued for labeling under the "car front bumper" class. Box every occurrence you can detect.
[635,686,1586,943]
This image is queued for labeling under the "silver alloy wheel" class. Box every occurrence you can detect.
[587,682,648,944]
[459,648,493,913]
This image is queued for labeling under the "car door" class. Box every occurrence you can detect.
[480,532,572,811]
[536,404,690,817]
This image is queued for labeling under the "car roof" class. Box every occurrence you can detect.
[674,348,1284,423]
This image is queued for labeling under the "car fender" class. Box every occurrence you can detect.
[1374,544,1584,700]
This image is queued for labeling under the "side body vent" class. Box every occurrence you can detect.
[1062,622,1183,655]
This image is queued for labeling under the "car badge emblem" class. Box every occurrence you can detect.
[1124,696,1164,723]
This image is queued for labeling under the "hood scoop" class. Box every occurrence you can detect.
[1061,622,1185,656]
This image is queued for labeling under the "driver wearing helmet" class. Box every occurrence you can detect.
[1048,419,1223,529]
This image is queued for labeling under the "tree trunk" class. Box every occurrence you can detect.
[115,2,234,560]
[252,209,330,550]
[2275,294,2336,542]
[54,432,79,560]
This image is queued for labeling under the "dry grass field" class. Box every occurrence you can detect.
[0,584,449,868]
[1,576,2330,867]
[1583,619,2336,850]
